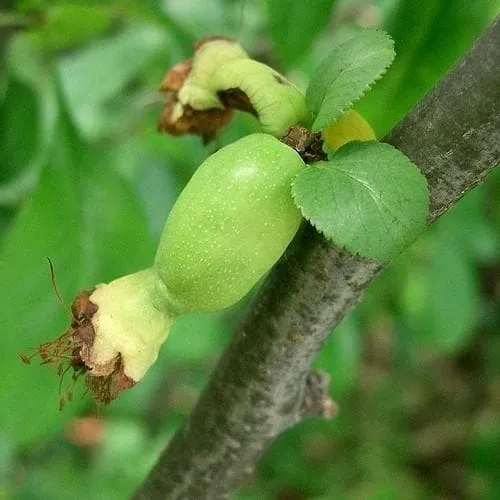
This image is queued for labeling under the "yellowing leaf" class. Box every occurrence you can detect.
[322,110,376,151]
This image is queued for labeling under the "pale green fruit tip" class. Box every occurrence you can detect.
[87,268,175,382]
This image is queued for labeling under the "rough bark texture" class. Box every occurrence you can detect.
[134,17,500,500]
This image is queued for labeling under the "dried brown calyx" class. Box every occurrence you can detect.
[159,59,193,93]
[157,100,234,145]
[156,35,310,142]
[20,290,135,408]
[156,36,257,143]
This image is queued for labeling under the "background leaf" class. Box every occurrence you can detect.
[306,29,395,131]
[59,23,168,139]
[0,33,59,207]
[314,315,361,396]
[402,241,479,353]
[292,141,429,261]
[266,0,337,66]
[357,0,500,136]
[0,108,154,445]
[26,4,114,51]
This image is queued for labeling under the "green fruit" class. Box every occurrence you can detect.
[154,133,305,312]
[32,133,305,403]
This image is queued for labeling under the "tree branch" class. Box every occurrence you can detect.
[134,17,500,500]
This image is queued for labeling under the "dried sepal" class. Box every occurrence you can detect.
[20,289,135,407]
[156,36,309,141]
[157,100,233,144]
[156,37,247,142]
[159,59,193,93]
[85,358,135,404]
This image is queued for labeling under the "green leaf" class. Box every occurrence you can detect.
[0,35,59,206]
[357,0,499,136]
[0,78,39,183]
[58,23,167,138]
[0,76,58,207]
[306,29,395,132]
[0,110,154,445]
[266,0,338,66]
[314,314,360,396]
[292,141,429,262]
[402,239,479,354]
[26,4,114,51]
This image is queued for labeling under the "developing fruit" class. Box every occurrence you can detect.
[155,133,305,312]
[25,134,305,404]
[177,38,249,110]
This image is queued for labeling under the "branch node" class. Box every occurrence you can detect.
[300,369,338,420]
[281,126,327,163]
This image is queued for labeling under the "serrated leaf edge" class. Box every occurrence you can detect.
[291,169,381,260]
[311,31,395,132]
[313,62,392,132]
[292,175,383,260]
[290,141,429,262]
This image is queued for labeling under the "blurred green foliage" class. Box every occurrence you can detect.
[0,0,499,498]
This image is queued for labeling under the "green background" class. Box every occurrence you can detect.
[1,0,499,498]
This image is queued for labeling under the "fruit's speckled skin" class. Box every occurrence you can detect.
[155,134,305,312]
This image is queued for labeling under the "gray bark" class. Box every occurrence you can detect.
[134,16,500,500]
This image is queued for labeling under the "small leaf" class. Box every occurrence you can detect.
[357,0,498,136]
[306,29,395,132]
[292,141,429,262]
